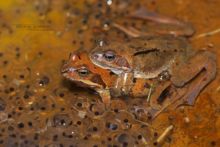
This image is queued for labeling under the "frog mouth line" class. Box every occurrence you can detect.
[62,68,103,89]
[62,72,102,88]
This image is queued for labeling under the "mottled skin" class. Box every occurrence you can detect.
[89,35,216,106]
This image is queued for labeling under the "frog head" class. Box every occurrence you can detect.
[89,42,132,74]
[61,51,108,89]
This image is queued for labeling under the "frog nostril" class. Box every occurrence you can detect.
[61,67,69,73]
[61,66,76,74]
[92,54,99,59]
[61,63,69,73]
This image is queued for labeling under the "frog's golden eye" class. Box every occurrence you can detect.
[104,51,116,61]
[77,68,90,77]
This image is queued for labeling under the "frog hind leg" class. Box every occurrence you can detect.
[170,51,216,105]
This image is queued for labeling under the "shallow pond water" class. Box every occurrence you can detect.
[0,0,220,147]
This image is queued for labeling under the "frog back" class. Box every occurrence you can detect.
[130,35,191,78]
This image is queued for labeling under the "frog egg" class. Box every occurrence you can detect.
[106,121,119,131]
[115,111,137,130]
[110,99,127,113]
[84,119,105,138]
[60,126,79,140]
[88,102,105,117]
[131,124,154,146]
[5,132,39,147]
[106,131,137,147]
[30,96,54,112]
[52,113,72,127]
[71,97,90,111]
[42,121,81,146]
[0,98,6,111]
[53,87,69,98]
[38,75,50,86]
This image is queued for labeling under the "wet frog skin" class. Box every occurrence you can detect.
[89,35,216,107]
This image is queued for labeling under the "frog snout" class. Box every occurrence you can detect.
[91,54,99,59]
[91,52,102,60]
[61,65,76,74]
[61,67,69,74]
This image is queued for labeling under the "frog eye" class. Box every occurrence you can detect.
[77,68,90,77]
[104,51,116,61]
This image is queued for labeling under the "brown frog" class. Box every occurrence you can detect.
[89,35,216,106]
[61,51,116,105]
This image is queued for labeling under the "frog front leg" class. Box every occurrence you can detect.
[97,89,111,107]
[114,72,135,96]
[121,72,135,95]
[170,51,216,105]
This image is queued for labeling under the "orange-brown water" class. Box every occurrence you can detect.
[0,0,219,146]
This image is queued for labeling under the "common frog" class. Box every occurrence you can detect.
[62,51,115,105]
[89,35,216,106]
